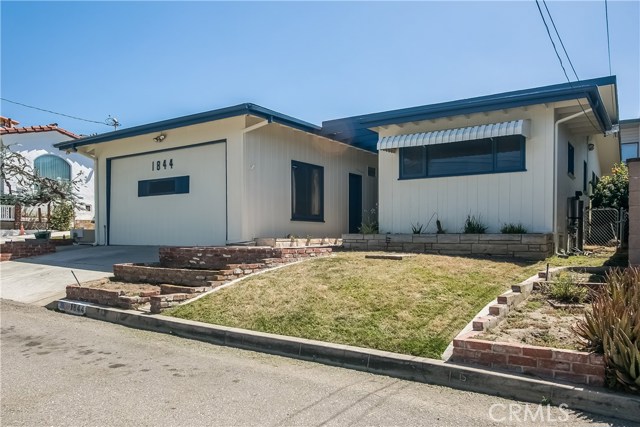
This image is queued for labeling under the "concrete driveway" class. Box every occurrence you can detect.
[0,245,159,306]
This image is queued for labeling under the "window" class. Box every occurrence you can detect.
[398,135,525,179]
[138,176,189,197]
[622,142,639,163]
[34,154,71,181]
[568,142,575,177]
[367,166,376,177]
[583,161,588,192]
[291,160,324,221]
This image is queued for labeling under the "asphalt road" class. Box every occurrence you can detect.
[0,300,631,427]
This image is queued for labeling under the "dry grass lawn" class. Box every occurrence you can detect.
[166,251,614,358]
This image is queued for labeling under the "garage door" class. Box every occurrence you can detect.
[108,142,226,246]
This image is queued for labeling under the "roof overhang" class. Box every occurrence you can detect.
[377,120,530,151]
[54,103,322,151]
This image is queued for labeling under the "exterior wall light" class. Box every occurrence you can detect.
[154,133,167,143]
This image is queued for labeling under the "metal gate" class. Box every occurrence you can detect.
[583,208,627,248]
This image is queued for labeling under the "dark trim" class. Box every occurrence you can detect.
[106,158,112,246]
[106,139,226,161]
[291,160,325,222]
[138,176,190,197]
[620,118,640,124]
[398,168,528,181]
[55,104,322,150]
[398,136,526,180]
[105,139,226,246]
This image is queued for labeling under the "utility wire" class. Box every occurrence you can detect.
[0,98,111,126]
[542,0,580,81]
[534,0,601,133]
[604,0,612,75]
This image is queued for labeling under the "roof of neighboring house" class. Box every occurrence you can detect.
[1,123,80,139]
[321,76,618,152]
[620,118,640,125]
[55,103,324,150]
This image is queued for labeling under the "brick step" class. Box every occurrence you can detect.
[160,284,211,294]
[497,291,525,307]
[511,282,534,294]
[488,303,509,317]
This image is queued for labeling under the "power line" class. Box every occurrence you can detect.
[0,98,111,127]
[604,0,612,75]
[534,0,601,133]
[541,0,580,81]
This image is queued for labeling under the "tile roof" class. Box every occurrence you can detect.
[0,124,80,139]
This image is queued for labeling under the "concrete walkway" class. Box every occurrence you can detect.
[0,245,159,306]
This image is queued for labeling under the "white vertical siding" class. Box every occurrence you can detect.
[243,123,377,239]
[378,106,555,234]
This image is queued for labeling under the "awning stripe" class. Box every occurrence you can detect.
[377,119,531,150]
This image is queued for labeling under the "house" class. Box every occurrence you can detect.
[620,118,639,163]
[55,105,377,246]
[0,118,95,227]
[322,76,620,252]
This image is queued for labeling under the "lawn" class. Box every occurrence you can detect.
[166,251,615,359]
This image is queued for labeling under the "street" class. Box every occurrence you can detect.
[0,300,629,426]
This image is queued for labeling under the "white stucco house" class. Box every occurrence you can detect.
[55,105,377,246]
[0,119,94,223]
[322,76,620,252]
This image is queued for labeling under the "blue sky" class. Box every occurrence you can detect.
[1,1,638,136]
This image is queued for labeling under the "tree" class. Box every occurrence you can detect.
[0,142,84,209]
[590,162,629,210]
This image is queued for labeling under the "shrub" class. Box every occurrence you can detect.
[436,219,446,234]
[463,215,487,234]
[411,222,424,234]
[500,223,528,234]
[574,268,640,393]
[548,272,588,303]
[591,162,629,210]
[49,203,74,231]
[359,205,378,234]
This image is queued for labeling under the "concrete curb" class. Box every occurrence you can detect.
[55,299,640,423]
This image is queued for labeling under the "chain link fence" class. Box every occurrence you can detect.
[583,208,627,248]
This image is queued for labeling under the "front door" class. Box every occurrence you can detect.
[348,173,363,233]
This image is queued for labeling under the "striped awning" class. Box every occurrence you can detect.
[377,119,531,151]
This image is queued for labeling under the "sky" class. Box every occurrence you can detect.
[1,1,639,137]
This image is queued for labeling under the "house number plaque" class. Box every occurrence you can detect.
[152,159,174,171]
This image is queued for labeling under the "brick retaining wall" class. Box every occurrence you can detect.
[0,240,56,261]
[452,332,605,387]
[342,233,553,260]
[113,263,221,287]
[66,285,160,309]
[159,246,332,270]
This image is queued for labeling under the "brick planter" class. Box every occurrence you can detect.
[113,263,221,287]
[452,332,605,387]
[66,285,160,309]
[342,233,553,260]
[0,240,56,261]
[159,246,332,270]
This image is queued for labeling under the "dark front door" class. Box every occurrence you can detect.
[348,173,363,233]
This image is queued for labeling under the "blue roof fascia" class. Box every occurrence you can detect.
[620,118,640,124]
[322,76,617,147]
[55,103,322,150]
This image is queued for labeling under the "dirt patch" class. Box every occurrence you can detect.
[479,290,587,350]
[78,278,159,296]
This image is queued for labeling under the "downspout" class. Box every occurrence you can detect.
[92,157,99,246]
[553,108,592,253]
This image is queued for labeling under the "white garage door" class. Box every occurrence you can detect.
[109,142,226,246]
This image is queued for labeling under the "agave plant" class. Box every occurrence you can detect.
[573,267,640,393]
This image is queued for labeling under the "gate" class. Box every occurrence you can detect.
[583,208,628,248]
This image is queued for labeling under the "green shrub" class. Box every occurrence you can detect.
[500,223,528,234]
[359,206,378,234]
[49,203,74,231]
[463,215,487,234]
[548,273,588,303]
[591,163,629,210]
[574,268,640,393]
